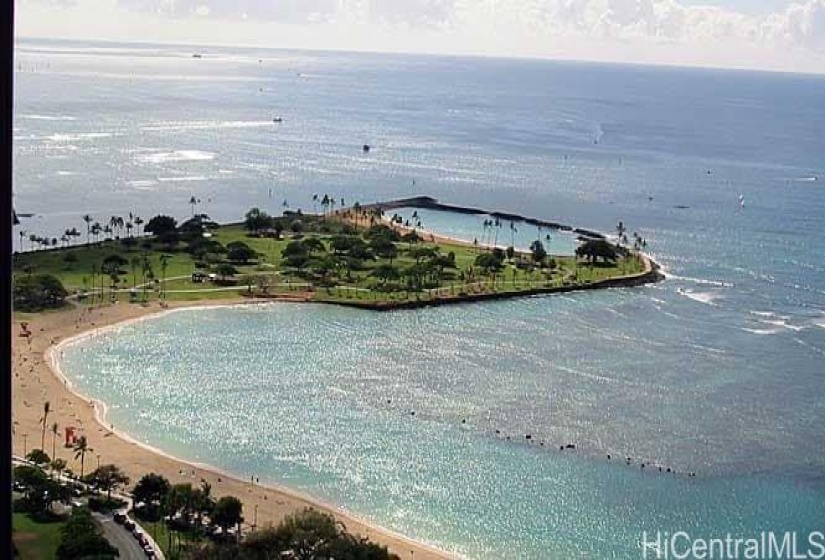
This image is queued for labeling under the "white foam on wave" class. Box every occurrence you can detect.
[669,274,733,288]
[46,132,117,142]
[750,310,780,318]
[128,180,159,189]
[140,120,273,132]
[137,150,216,164]
[742,327,783,335]
[793,176,818,182]
[761,319,804,332]
[57,170,83,176]
[157,176,209,183]
[20,114,76,121]
[677,288,722,306]
[748,310,806,332]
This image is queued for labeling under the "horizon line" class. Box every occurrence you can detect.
[15,34,825,79]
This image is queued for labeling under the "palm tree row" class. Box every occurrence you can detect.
[19,212,147,253]
[312,193,347,219]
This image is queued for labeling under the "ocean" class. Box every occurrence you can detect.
[16,38,825,558]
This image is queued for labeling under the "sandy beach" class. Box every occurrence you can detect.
[12,298,452,560]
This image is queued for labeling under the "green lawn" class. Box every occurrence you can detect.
[13,217,646,309]
[13,513,65,560]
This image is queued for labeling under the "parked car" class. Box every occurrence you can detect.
[142,544,156,559]
[123,519,135,531]
[113,512,126,524]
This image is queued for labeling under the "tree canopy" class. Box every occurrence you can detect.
[244,208,272,234]
[144,215,178,237]
[13,464,69,520]
[226,241,257,264]
[530,240,547,264]
[189,508,398,560]
[576,239,618,264]
[475,252,505,274]
[212,495,244,537]
[85,464,130,501]
[56,507,119,560]
[133,472,171,507]
[13,274,68,311]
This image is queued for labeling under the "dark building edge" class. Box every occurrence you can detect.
[2,2,15,558]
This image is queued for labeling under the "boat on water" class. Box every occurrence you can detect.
[273,117,283,123]
[192,53,203,59]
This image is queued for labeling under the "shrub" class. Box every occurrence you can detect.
[87,496,126,513]
[13,274,68,311]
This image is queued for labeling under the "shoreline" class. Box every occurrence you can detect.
[13,299,456,560]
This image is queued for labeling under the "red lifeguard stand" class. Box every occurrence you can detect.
[64,426,78,448]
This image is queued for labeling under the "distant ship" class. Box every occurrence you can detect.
[273,117,283,123]
[192,53,203,59]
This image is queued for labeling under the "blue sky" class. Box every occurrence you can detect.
[15,0,825,73]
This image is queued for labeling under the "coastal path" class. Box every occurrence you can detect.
[93,512,148,560]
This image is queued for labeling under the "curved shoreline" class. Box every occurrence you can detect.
[13,300,457,560]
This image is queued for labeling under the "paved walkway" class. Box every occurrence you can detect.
[93,512,148,560]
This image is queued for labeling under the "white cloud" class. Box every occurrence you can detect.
[14,0,825,72]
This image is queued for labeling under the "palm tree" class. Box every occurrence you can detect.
[189,195,198,217]
[616,221,626,244]
[90,263,99,304]
[82,214,93,245]
[159,254,171,302]
[103,224,113,240]
[40,401,51,450]
[28,234,37,251]
[67,227,81,246]
[109,216,119,238]
[134,216,144,237]
[141,255,153,302]
[130,256,140,290]
[321,194,330,218]
[312,193,318,215]
[353,201,361,226]
[91,222,101,244]
[18,230,26,253]
[73,435,92,480]
[51,422,59,461]
[125,222,133,237]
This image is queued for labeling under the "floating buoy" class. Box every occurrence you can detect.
[362,144,371,153]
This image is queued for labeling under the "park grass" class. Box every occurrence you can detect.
[12,218,646,310]
[13,512,66,560]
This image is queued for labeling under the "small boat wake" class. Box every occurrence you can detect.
[677,288,723,306]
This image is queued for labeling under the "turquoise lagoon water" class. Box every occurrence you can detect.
[389,207,578,255]
[61,298,825,559]
[15,39,825,558]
